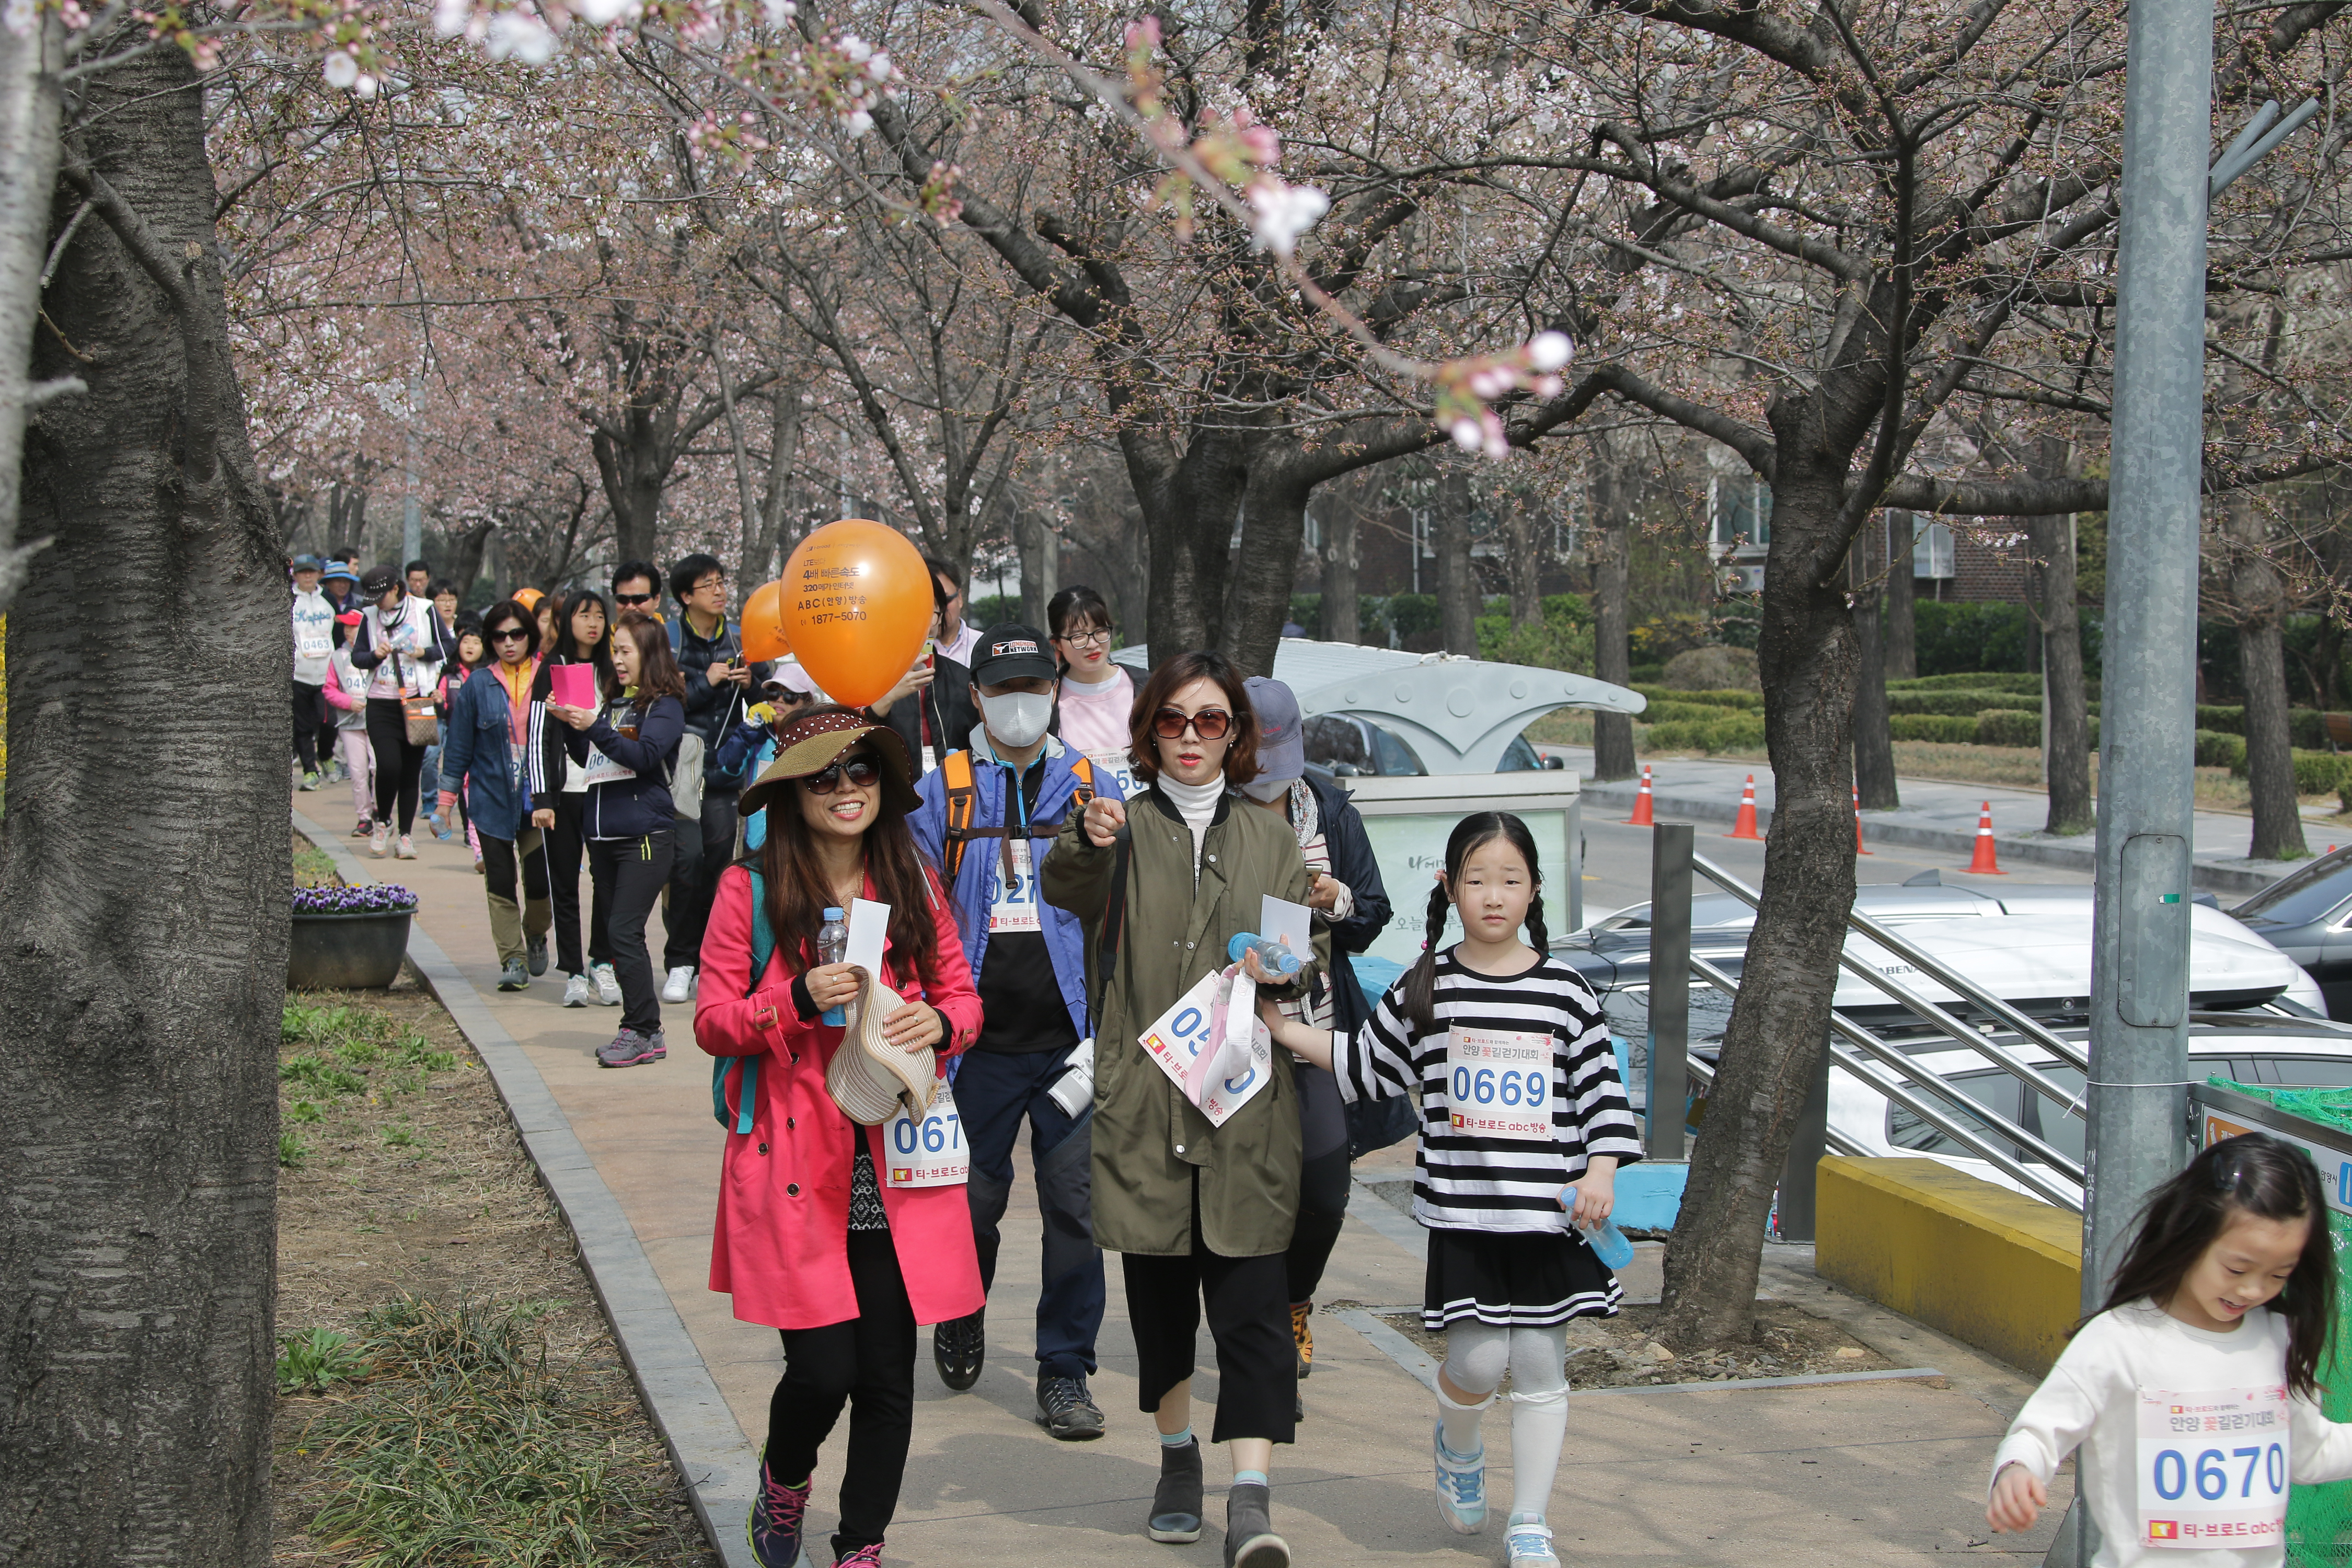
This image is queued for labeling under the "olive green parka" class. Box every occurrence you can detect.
[1039,787,1328,1258]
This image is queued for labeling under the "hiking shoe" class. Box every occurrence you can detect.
[835,1544,884,1568]
[1506,1518,1560,1568]
[351,820,371,838]
[299,769,321,792]
[563,972,592,1008]
[745,1451,812,1568]
[527,934,548,976]
[369,824,390,858]
[1148,1438,1204,1543]
[933,1309,985,1391]
[1224,1481,1289,1568]
[1433,1421,1487,1535]
[396,834,417,860]
[498,958,529,991]
[597,1028,665,1068]
[1036,1374,1105,1440]
[1290,1300,1313,1379]
[662,965,698,1002]
[592,962,622,1006]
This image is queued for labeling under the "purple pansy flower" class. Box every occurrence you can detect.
[293,883,418,915]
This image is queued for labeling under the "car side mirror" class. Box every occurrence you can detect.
[1543,754,1565,770]
[1330,762,1360,777]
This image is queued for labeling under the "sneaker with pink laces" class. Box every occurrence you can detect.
[746,1453,812,1568]
[368,824,390,858]
[834,1543,885,1568]
[395,834,417,860]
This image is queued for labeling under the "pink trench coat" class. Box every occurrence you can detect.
[694,862,986,1331]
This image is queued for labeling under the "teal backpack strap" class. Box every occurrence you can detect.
[713,870,777,1135]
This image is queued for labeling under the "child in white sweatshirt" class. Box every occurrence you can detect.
[1989,1131,2352,1566]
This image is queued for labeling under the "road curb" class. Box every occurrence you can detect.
[293,813,759,1568]
[1577,782,2283,894]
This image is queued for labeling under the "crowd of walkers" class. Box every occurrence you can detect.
[286,548,1640,1568]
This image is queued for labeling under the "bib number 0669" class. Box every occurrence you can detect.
[1451,1066,1549,1108]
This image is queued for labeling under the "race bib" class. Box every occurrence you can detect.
[1136,967,1273,1128]
[1446,1028,1555,1140]
[582,743,635,787]
[989,838,1041,933]
[884,1079,966,1187]
[2137,1383,2291,1550]
[1084,748,1141,802]
[296,624,331,661]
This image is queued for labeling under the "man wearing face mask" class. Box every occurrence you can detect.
[909,624,1124,1440]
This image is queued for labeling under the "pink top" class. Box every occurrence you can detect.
[1056,666,1135,756]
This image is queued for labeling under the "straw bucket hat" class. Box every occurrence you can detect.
[826,970,938,1124]
[739,708,921,818]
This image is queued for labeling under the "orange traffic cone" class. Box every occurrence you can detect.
[1726,775,1763,840]
[1853,785,1872,855]
[1627,764,1655,827]
[1967,800,2007,874]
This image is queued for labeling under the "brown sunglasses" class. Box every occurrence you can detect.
[1151,706,1232,741]
[801,754,883,794]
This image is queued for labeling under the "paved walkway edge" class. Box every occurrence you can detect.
[293,813,760,1568]
[1578,780,2279,894]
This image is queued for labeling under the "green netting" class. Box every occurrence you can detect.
[2208,1078,2352,1566]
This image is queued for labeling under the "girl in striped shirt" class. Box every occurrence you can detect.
[1260,811,1642,1568]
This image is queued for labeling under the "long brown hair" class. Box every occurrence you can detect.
[1127,649,1260,788]
[607,609,687,704]
[758,728,943,985]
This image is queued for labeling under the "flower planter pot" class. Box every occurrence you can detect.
[288,909,411,990]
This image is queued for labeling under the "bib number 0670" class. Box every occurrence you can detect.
[2152,1444,2285,1503]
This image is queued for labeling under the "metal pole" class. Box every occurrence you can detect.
[2082,0,2208,1327]
[1565,793,1584,935]
[1646,823,1692,1160]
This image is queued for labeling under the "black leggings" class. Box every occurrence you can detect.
[768,1231,917,1558]
[1122,1237,1297,1445]
[546,792,608,976]
[364,698,428,833]
[1285,1061,1353,1304]
[291,680,325,770]
[587,829,673,1033]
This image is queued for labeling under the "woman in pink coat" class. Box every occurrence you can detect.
[696,708,984,1568]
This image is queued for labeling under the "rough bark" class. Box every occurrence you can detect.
[0,9,62,616]
[1851,541,1899,810]
[2229,502,2307,860]
[756,387,804,580]
[1320,493,1358,644]
[1590,509,1636,781]
[445,515,495,603]
[1435,469,1478,655]
[1017,506,1058,628]
[2025,510,2093,835]
[1505,501,1545,629]
[2,39,281,1565]
[1883,511,1918,680]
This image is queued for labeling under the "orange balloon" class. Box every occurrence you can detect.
[741,579,791,662]
[779,520,933,708]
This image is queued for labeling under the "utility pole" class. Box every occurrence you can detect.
[401,365,423,570]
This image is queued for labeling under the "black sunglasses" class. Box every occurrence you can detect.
[801,755,883,795]
[615,592,655,606]
[1151,706,1232,741]
[489,627,531,643]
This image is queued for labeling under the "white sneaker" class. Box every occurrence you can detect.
[662,966,698,1003]
[369,824,390,859]
[592,963,622,1006]
[1506,1518,1559,1568]
[395,834,417,860]
[563,972,592,1008]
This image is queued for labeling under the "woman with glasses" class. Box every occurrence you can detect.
[716,659,822,855]
[696,707,982,1568]
[439,601,554,991]
[1048,585,1138,797]
[529,589,622,1008]
[548,610,686,1067]
[1040,650,1325,1568]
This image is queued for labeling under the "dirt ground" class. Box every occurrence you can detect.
[1344,1297,1909,1391]
[271,974,719,1567]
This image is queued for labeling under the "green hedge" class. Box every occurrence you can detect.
[1976,709,2040,748]
[1889,714,1979,743]
[1886,688,2043,718]
[2191,705,2338,751]
[2196,730,2246,770]
[1643,716,1768,755]
[1631,684,1763,711]
[1885,671,2043,694]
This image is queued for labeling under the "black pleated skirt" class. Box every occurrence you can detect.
[1422,1227,1623,1330]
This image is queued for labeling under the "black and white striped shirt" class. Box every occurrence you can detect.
[1333,948,1643,1234]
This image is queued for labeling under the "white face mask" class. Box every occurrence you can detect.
[1239,774,1295,803]
[981,690,1053,750]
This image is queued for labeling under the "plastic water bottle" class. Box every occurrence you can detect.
[1560,1185,1636,1270]
[1227,932,1302,977]
[817,907,848,1027]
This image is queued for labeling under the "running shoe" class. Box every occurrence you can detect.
[368,824,390,858]
[835,1544,884,1568]
[745,1450,812,1568]
[299,770,321,792]
[395,834,417,860]
[932,1309,985,1390]
[1506,1518,1560,1568]
[563,973,592,1008]
[498,958,529,991]
[1148,1438,1204,1543]
[596,1027,665,1067]
[1434,1421,1487,1534]
[351,820,372,838]
[527,933,548,976]
[1290,1300,1313,1379]
[592,962,622,1006]
[1036,1374,1105,1440]
[1224,1481,1289,1568]
[662,965,698,1002]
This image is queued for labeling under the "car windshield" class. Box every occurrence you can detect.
[1302,716,1369,771]
[1370,722,1425,776]
[1498,735,1541,771]
[2233,853,2352,926]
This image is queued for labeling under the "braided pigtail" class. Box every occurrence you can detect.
[1400,881,1453,1033]
[1524,890,1550,954]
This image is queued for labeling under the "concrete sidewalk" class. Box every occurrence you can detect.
[296,792,2071,1566]
[1551,747,2312,894]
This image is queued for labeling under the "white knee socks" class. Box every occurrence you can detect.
[1437,1322,1572,1518]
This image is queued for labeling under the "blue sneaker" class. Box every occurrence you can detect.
[1507,1517,1560,1567]
[746,1451,812,1567]
[1433,1421,1485,1535]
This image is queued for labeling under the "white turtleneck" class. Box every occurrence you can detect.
[1155,772,1226,881]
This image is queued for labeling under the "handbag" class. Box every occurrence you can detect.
[388,632,438,746]
[825,970,938,1125]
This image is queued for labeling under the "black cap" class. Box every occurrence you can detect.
[969,622,1058,686]
[359,563,399,595]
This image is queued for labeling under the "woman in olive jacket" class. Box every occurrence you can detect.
[1039,649,1326,1568]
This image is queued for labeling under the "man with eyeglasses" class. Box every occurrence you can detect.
[659,552,753,1004]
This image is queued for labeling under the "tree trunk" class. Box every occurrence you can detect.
[1127,426,1248,663]
[1223,456,1312,676]
[2025,510,2093,835]
[446,515,495,604]
[1851,539,1899,810]
[1657,458,1859,1351]
[1883,511,1918,680]
[3,39,281,1565]
[1017,506,1057,629]
[2231,502,2307,860]
[1590,511,1635,781]
[1435,469,1478,655]
[1320,493,1358,644]
[1506,501,1544,629]
[0,8,62,616]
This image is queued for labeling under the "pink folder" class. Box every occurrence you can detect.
[549,664,596,709]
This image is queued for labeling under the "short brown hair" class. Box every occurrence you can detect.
[1127,649,1260,788]
[606,610,688,704]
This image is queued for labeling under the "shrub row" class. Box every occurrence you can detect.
[1631,684,1763,712]
[1888,714,1978,744]
[1885,670,2043,694]
[1886,688,2043,718]
[1642,716,1768,755]
[2191,705,2342,751]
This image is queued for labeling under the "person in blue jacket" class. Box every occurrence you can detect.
[438,599,553,992]
[715,658,822,856]
[908,623,1124,1440]
[547,609,687,1068]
